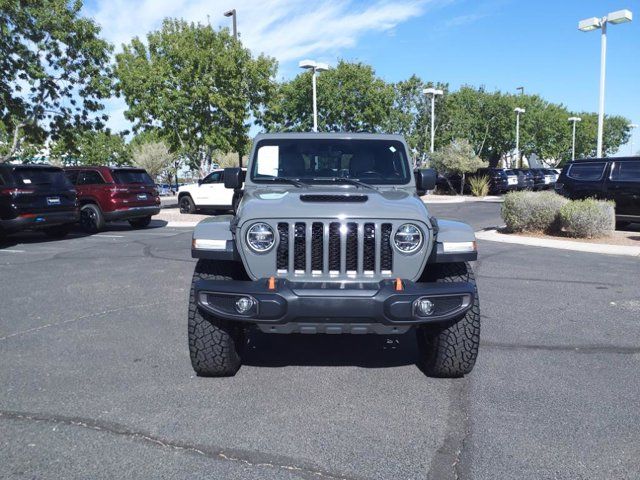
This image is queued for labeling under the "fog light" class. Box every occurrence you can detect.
[235,296,254,314]
[416,298,434,316]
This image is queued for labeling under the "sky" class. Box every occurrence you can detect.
[82,0,640,155]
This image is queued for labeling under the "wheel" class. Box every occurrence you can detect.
[129,216,152,228]
[416,262,481,378]
[179,195,196,214]
[80,203,105,233]
[188,259,247,377]
[43,225,72,238]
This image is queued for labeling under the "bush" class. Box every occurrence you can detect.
[469,175,490,197]
[558,199,615,238]
[502,191,569,233]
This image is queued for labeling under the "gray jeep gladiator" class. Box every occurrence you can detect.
[189,133,480,377]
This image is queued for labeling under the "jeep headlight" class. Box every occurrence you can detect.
[246,222,275,253]
[394,223,423,253]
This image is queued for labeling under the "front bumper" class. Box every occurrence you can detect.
[0,210,79,233]
[103,205,161,221]
[195,278,475,334]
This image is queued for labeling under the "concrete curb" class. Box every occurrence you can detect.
[475,229,640,257]
[422,195,504,204]
[165,221,199,228]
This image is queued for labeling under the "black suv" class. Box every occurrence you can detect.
[0,164,79,239]
[555,157,640,226]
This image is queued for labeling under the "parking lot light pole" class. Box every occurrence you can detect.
[629,124,639,155]
[224,9,237,39]
[568,116,582,160]
[298,60,329,132]
[514,107,525,167]
[578,9,633,158]
[423,88,444,153]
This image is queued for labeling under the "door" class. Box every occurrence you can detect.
[195,171,233,207]
[606,160,640,218]
[564,162,607,199]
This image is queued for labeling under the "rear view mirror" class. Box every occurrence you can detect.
[415,169,436,195]
[224,168,244,189]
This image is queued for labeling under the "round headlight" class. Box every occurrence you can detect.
[246,222,275,253]
[394,223,423,253]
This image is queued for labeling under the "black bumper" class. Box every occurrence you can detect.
[0,210,79,232]
[103,206,161,221]
[195,278,475,334]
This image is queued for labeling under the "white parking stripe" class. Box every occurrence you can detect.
[92,234,124,238]
[0,249,25,253]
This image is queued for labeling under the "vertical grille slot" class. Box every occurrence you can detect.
[381,223,393,272]
[277,223,289,270]
[328,222,341,271]
[294,222,306,272]
[345,222,358,271]
[311,223,324,271]
[363,223,376,272]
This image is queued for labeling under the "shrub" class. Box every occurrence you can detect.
[558,199,615,238]
[502,191,569,233]
[469,175,490,197]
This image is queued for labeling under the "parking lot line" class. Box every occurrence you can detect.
[0,249,25,253]
[92,234,124,238]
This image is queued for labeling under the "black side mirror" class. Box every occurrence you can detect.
[415,168,436,195]
[224,167,243,189]
[197,179,203,186]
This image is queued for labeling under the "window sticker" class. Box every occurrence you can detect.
[23,178,32,184]
[257,145,279,176]
[389,146,396,153]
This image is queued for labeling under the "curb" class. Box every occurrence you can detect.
[475,229,640,257]
[165,221,199,228]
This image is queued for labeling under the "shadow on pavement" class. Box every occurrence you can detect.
[243,330,419,369]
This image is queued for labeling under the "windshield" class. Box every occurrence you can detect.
[13,167,73,189]
[250,139,411,185]
[111,169,154,185]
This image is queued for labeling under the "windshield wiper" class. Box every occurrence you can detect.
[261,177,309,188]
[317,177,378,191]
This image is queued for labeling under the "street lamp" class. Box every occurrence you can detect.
[514,107,525,168]
[423,88,444,153]
[224,9,237,39]
[516,86,524,95]
[578,9,633,157]
[568,116,582,160]
[298,59,329,132]
[629,123,639,155]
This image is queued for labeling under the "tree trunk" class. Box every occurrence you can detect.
[0,122,26,163]
[460,173,466,195]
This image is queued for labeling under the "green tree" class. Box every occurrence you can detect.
[430,139,488,195]
[265,60,394,133]
[115,19,277,169]
[50,130,131,166]
[0,0,113,162]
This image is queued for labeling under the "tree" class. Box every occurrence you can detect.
[0,0,113,162]
[430,139,488,194]
[49,130,131,166]
[265,60,394,133]
[132,141,173,181]
[115,19,277,169]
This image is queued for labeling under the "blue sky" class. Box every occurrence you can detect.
[83,0,639,154]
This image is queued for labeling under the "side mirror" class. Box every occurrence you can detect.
[197,179,203,186]
[224,167,243,189]
[415,168,436,195]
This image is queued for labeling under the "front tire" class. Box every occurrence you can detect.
[188,260,246,377]
[129,216,152,228]
[80,204,105,233]
[416,262,481,378]
[179,195,196,214]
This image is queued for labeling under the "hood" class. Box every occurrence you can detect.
[237,186,429,224]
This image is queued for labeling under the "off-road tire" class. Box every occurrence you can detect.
[43,225,72,238]
[188,259,247,377]
[129,216,152,228]
[417,262,480,378]
[179,195,196,214]
[80,203,105,233]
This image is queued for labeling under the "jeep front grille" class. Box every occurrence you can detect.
[276,221,394,277]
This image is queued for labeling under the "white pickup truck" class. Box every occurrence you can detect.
[178,169,244,214]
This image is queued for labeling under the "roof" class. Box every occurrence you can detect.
[0,163,62,170]
[253,132,406,141]
[569,156,639,163]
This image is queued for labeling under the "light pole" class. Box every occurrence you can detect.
[514,107,525,168]
[568,116,582,160]
[224,9,237,39]
[298,60,329,132]
[629,124,639,155]
[423,88,444,153]
[516,86,524,95]
[578,9,633,157]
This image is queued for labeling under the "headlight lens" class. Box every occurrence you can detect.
[394,223,423,253]
[246,222,275,253]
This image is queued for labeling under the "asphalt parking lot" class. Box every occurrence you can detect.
[1,203,639,480]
